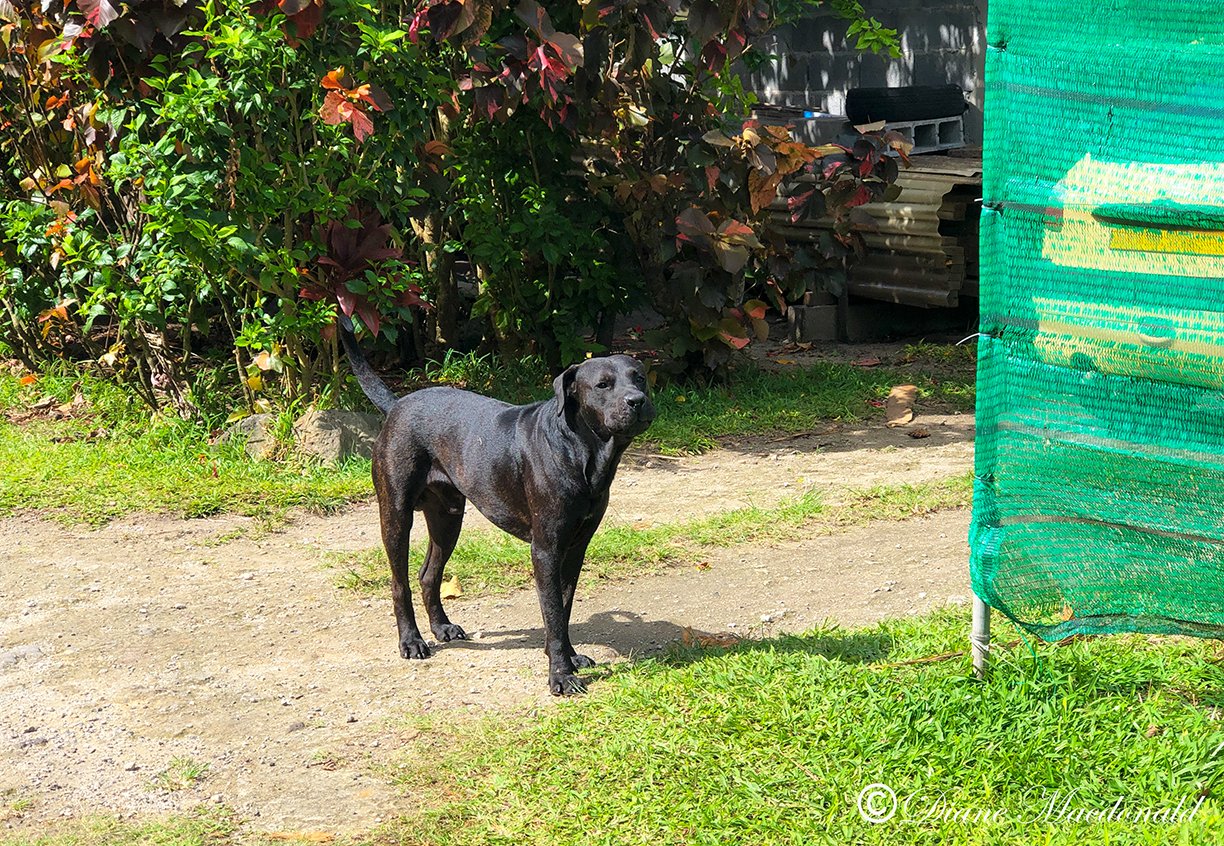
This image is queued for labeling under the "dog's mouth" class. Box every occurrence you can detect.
[611,405,655,436]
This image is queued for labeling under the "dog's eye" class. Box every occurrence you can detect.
[596,381,612,390]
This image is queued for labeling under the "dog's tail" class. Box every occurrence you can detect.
[337,313,399,414]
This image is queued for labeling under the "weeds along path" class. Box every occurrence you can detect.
[0,413,973,834]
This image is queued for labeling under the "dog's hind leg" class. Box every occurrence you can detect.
[419,486,467,644]
[374,454,431,660]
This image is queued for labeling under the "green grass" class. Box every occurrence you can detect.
[0,807,236,846]
[376,608,1224,846]
[331,474,972,597]
[0,367,372,523]
[151,757,211,793]
[0,345,975,521]
[646,358,974,454]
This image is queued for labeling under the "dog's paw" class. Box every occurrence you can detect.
[549,672,588,696]
[569,653,597,670]
[399,636,431,659]
[432,622,467,643]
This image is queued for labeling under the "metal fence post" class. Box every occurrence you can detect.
[971,593,991,679]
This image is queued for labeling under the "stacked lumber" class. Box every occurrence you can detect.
[769,157,982,308]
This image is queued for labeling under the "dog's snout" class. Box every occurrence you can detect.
[625,393,646,411]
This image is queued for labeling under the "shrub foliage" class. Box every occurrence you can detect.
[0,0,902,412]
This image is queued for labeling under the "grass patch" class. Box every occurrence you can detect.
[151,757,211,793]
[0,367,371,524]
[0,807,235,846]
[332,474,972,597]
[0,345,974,521]
[377,608,1224,845]
[645,358,974,454]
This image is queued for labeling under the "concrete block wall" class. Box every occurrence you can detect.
[745,0,987,144]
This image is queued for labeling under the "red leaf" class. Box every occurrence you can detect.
[354,299,381,337]
[549,32,583,69]
[320,90,347,125]
[847,185,872,208]
[349,107,374,143]
[515,0,554,36]
[78,0,120,28]
[355,83,393,112]
[699,40,726,72]
[676,206,716,238]
[717,219,756,241]
[719,331,751,350]
[284,0,322,43]
[278,0,313,14]
[743,299,768,320]
[397,286,429,309]
[705,165,720,194]
[336,287,357,317]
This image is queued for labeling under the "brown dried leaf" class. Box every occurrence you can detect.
[440,575,462,600]
[885,385,917,428]
[680,626,741,649]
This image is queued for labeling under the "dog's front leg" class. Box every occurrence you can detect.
[531,531,585,695]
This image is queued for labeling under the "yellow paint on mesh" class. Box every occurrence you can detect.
[1042,154,1224,278]
[1033,296,1224,390]
[1109,227,1224,257]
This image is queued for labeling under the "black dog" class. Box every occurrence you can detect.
[339,318,655,695]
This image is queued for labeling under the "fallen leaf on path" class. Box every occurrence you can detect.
[440,575,462,600]
[853,356,882,367]
[885,385,917,428]
[681,626,741,649]
[19,374,37,386]
[908,428,931,439]
[773,357,797,365]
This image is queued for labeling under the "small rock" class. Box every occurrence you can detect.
[760,614,773,623]
[346,715,358,723]
[221,413,278,461]
[239,572,255,581]
[292,409,381,465]
[124,761,139,771]
[287,721,307,732]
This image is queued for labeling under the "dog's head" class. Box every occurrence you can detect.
[553,355,655,441]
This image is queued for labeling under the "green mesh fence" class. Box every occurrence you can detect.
[970,0,1224,639]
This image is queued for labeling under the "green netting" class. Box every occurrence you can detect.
[970,0,1224,639]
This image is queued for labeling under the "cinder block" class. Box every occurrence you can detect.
[788,304,839,342]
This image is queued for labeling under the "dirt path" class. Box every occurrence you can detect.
[0,413,974,834]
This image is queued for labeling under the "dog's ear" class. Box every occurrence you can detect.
[553,364,579,417]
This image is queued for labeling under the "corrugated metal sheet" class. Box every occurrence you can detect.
[770,157,982,308]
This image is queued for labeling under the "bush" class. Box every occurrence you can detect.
[0,0,901,413]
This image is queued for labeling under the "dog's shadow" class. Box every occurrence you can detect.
[438,610,892,669]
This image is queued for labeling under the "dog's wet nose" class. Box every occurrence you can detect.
[625,393,646,412]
